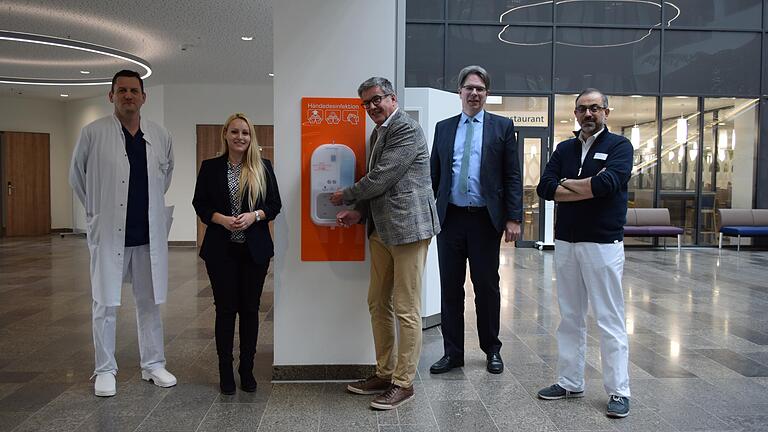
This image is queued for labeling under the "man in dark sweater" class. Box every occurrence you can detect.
[535,89,633,418]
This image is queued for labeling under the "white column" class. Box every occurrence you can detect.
[273,0,403,366]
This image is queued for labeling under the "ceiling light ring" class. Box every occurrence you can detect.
[497,0,681,48]
[0,30,152,86]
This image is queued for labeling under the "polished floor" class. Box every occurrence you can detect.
[1,236,768,431]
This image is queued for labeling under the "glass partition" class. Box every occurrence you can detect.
[660,97,700,244]
[702,98,759,246]
[447,25,552,91]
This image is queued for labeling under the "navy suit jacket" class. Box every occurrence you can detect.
[430,111,523,233]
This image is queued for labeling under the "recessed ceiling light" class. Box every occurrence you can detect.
[268,73,274,77]
[0,30,152,86]
[674,96,689,99]
[79,70,90,75]
[241,36,254,41]
[559,120,568,123]
[630,95,643,98]
[60,93,69,97]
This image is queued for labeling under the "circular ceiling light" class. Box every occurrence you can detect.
[0,30,152,86]
[498,0,681,48]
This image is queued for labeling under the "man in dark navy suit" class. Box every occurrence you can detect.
[429,65,523,375]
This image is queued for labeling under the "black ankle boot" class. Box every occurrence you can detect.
[238,359,257,392]
[219,360,236,395]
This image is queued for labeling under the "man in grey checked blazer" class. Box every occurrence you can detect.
[331,77,440,410]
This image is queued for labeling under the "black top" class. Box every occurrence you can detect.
[123,126,150,247]
[192,155,282,265]
[536,128,634,243]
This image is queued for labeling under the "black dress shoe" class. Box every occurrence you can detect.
[487,352,504,374]
[430,355,464,374]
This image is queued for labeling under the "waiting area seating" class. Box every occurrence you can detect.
[624,208,684,249]
[717,208,768,251]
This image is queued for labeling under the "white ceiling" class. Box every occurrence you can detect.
[0,0,273,100]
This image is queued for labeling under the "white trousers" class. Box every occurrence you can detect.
[554,240,630,397]
[92,244,166,375]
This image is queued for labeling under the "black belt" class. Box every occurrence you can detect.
[449,203,486,213]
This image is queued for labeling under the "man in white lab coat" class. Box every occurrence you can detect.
[70,70,176,397]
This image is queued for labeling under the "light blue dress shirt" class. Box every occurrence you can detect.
[450,110,486,207]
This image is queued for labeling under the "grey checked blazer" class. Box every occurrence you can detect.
[342,109,440,246]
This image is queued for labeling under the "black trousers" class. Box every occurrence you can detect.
[205,242,268,366]
[437,204,503,358]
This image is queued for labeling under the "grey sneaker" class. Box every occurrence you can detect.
[607,395,630,418]
[537,383,585,400]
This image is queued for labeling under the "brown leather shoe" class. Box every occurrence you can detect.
[346,375,391,395]
[370,385,414,410]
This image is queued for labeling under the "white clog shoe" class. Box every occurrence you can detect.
[141,367,177,388]
[94,373,116,397]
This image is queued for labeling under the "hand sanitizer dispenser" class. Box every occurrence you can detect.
[310,143,356,226]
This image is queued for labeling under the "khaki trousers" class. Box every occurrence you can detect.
[368,231,430,388]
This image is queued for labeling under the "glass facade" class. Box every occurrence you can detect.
[406,0,767,246]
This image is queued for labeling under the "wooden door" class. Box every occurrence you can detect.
[1,132,51,236]
[195,125,274,247]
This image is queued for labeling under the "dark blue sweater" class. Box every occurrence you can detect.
[536,128,633,243]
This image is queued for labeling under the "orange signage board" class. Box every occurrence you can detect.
[301,97,367,261]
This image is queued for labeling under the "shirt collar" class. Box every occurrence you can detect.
[379,107,399,128]
[460,109,484,124]
[578,126,605,146]
[122,125,143,140]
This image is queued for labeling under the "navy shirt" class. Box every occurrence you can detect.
[536,128,634,243]
[123,126,150,247]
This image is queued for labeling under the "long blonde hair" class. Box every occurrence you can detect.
[221,113,268,210]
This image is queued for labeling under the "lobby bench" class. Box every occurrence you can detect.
[624,208,684,249]
[717,209,768,251]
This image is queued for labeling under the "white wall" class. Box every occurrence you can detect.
[161,83,273,241]
[0,96,70,229]
[66,83,273,240]
[273,0,400,365]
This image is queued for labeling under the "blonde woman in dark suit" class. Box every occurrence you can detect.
[193,113,281,395]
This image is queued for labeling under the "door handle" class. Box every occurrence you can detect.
[7,181,15,196]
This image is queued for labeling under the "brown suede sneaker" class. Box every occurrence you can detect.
[370,385,414,410]
[346,375,391,395]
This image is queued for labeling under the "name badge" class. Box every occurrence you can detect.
[594,152,608,160]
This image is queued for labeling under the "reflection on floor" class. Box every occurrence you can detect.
[1,236,768,431]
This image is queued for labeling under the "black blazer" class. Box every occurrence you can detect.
[192,155,282,265]
[430,111,523,232]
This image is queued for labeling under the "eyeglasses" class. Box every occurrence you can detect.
[575,104,607,114]
[461,85,487,94]
[360,94,392,108]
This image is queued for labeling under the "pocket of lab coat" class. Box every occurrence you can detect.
[86,214,100,246]
[164,206,174,236]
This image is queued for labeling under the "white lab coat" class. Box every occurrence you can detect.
[70,114,174,307]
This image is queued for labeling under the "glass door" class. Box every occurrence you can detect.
[515,127,549,248]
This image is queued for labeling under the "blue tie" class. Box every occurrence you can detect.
[458,117,474,195]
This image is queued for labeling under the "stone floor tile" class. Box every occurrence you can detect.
[256,414,318,432]
[196,402,267,432]
[430,400,498,432]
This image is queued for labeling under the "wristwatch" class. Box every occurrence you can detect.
[558,178,568,187]
[254,210,261,222]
